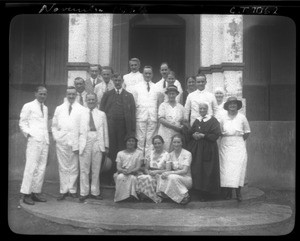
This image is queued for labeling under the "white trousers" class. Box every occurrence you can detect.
[136,120,157,157]
[56,143,79,194]
[79,132,102,196]
[20,137,49,194]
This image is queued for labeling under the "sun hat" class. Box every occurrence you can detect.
[165,85,179,95]
[223,96,242,111]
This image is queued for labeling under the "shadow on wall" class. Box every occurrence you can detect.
[246,121,295,191]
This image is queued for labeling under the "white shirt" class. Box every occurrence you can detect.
[132,80,159,122]
[155,78,183,103]
[184,89,218,126]
[123,71,144,93]
[94,80,115,105]
[19,99,49,143]
[51,101,84,150]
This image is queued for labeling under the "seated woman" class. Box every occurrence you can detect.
[157,134,192,205]
[114,135,143,202]
[187,102,222,201]
[136,135,169,203]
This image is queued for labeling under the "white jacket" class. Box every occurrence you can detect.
[79,108,109,155]
[51,101,84,151]
[19,99,49,144]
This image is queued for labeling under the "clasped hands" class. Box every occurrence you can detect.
[193,132,205,140]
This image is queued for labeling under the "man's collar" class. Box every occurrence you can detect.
[114,88,123,93]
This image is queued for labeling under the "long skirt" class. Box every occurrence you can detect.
[136,174,162,203]
[156,174,192,203]
[113,173,139,202]
[219,136,247,188]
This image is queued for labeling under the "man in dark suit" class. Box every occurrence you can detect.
[100,73,136,186]
[85,64,103,93]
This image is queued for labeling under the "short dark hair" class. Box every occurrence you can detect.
[89,64,102,71]
[143,65,153,71]
[152,135,165,144]
[35,86,47,93]
[160,62,169,68]
[101,66,114,74]
[171,133,185,146]
[196,73,206,80]
[185,76,196,84]
[85,92,98,101]
[112,73,122,79]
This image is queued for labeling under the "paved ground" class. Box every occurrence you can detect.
[8,180,295,235]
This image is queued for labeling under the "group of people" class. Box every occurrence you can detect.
[19,57,251,206]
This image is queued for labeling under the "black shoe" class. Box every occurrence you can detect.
[180,195,191,205]
[236,188,242,202]
[23,194,35,205]
[69,193,78,198]
[79,195,88,203]
[57,193,68,201]
[31,193,47,202]
[90,194,103,200]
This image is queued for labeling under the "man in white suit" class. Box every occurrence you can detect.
[19,86,49,205]
[123,58,144,93]
[52,86,84,201]
[79,93,109,202]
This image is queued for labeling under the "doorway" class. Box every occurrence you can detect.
[129,15,185,84]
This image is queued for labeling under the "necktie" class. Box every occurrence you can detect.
[79,93,83,105]
[89,110,97,131]
[117,89,120,95]
[163,79,166,88]
[69,104,72,115]
[93,79,96,87]
[147,82,150,92]
[105,84,109,92]
[40,103,44,117]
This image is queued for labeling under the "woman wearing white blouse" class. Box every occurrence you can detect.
[219,97,251,201]
[157,134,192,205]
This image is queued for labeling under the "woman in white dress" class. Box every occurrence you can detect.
[114,135,143,202]
[136,135,169,203]
[214,87,227,123]
[157,85,187,152]
[219,97,251,201]
[157,134,192,205]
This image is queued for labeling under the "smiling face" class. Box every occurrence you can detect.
[66,88,77,104]
[166,73,175,87]
[86,94,97,110]
[160,64,169,79]
[101,69,112,83]
[153,138,164,152]
[143,68,153,82]
[35,87,47,103]
[186,77,196,91]
[196,76,207,91]
[199,103,208,117]
[228,101,238,112]
[129,60,139,73]
[215,90,224,104]
[172,136,183,151]
[126,138,137,150]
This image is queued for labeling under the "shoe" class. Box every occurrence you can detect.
[69,193,78,198]
[79,195,88,203]
[180,195,191,205]
[31,193,47,202]
[90,194,103,200]
[57,193,68,201]
[225,188,232,200]
[23,194,35,205]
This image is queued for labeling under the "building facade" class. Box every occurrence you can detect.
[9,14,295,189]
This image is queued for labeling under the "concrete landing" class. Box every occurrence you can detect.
[20,182,293,232]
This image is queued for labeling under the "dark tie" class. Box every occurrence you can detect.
[89,110,97,131]
[40,103,44,117]
[147,82,150,92]
[69,104,72,115]
[93,79,96,88]
[79,93,83,105]
[117,89,120,95]
[163,79,166,88]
